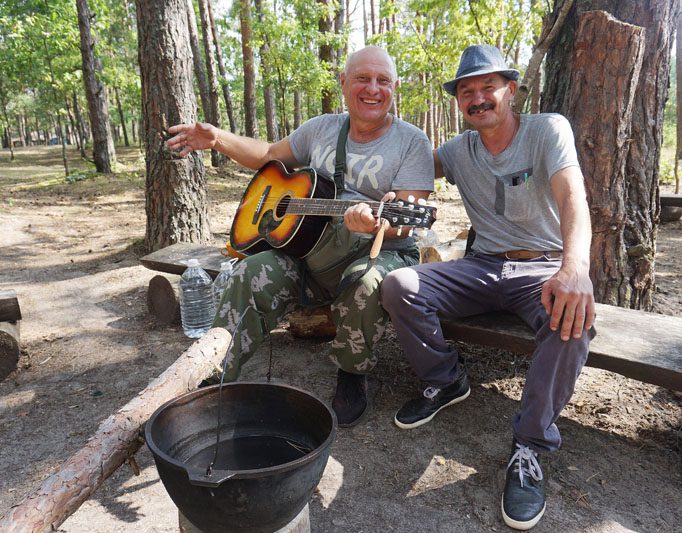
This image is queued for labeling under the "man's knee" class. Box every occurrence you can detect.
[381,267,418,311]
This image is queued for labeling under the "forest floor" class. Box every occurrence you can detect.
[0,145,680,533]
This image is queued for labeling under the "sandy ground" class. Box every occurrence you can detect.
[0,146,680,533]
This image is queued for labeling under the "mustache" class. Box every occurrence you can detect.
[467,102,495,115]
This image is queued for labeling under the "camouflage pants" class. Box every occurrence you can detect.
[212,226,419,381]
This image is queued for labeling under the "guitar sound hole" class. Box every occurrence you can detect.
[275,196,291,219]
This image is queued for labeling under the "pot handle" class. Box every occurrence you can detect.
[187,468,236,488]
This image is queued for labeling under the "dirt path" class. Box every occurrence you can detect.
[0,146,680,532]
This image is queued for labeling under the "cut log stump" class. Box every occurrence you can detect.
[147,274,181,325]
[287,307,336,340]
[0,290,22,381]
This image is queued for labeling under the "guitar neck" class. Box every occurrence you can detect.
[286,198,382,217]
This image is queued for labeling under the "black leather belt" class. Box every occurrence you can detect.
[494,250,562,260]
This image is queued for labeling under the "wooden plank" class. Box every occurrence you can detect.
[140,243,225,278]
[441,302,682,391]
[0,290,21,322]
[660,192,682,207]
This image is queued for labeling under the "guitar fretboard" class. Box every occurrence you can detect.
[283,198,433,228]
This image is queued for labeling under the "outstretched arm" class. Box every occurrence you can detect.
[166,122,299,171]
[541,166,596,341]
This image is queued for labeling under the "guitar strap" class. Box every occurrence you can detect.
[333,116,350,191]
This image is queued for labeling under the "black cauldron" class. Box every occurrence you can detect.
[145,381,336,533]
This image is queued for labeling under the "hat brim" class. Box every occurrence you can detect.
[443,68,520,96]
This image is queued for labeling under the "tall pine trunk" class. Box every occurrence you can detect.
[76,0,116,173]
[207,0,237,133]
[185,0,212,123]
[543,0,679,310]
[136,0,211,251]
[197,0,224,166]
[255,0,278,141]
[240,0,258,137]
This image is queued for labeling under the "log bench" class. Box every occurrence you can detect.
[140,244,682,392]
[0,289,22,381]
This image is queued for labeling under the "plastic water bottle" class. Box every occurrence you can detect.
[212,258,237,309]
[178,259,215,338]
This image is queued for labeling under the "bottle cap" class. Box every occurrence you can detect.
[186,258,200,267]
[220,259,236,271]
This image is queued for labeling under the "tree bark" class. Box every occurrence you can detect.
[0,329,231,532]
[559,11,645,306]
[543,0,680,310]
[240,0,258,137]
[255,0,279,141]
[318,0,335,114]
[114,86,130,147]
[185,0,212,124]
[197,0,224,167]
[294,90,302,130]
[136,0,211,252]
[76,0,116,173]
[207,0,237,133]
[675,17,682,194]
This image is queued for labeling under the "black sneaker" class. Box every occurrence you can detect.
[332,369,368,427]
[394,370,470,429]
[501,440,546,530]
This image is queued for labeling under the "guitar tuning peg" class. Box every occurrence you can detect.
[397,226,403,236]
[417,198,427,206]
[408,228,414,237]
[407,195,415,203]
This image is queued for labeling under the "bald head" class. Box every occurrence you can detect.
[343,46,397,82]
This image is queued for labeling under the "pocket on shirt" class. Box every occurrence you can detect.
[494,168,533,222]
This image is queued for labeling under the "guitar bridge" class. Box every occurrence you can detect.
[252,185,272,225]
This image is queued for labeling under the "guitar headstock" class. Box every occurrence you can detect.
[381,199,437,230]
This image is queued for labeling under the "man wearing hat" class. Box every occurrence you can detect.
[381,44,595,530]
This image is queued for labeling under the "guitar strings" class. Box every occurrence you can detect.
[252,197,433,220]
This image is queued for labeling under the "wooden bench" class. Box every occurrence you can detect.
[0,289,22,381]
[660,192,682,222]
[140,243,682,392]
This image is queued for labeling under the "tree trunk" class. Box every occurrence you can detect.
[294,90,302,130]
[197,0,224,167]
[207,0,237,133]
[64,95,84,156]
[255,0,279,141]
[114,86,130,147]
[675,17,682,194]
[0,329,232,532]
[543,0,679,310]
[136,0,211,252]
[185,0,212,123]
[76,0,116,173]
[240,0,258,137]
[72,92,88,153]
[318,0,335,114]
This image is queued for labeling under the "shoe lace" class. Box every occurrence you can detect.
[507,442,543,488]
[423,386,440,399]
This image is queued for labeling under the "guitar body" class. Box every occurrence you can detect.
[230,160,337,258]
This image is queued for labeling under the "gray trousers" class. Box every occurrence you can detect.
[380,253,593,453]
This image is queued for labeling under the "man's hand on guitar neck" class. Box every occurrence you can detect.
[344,190,431,240]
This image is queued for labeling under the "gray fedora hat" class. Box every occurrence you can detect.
[443,44,520,96]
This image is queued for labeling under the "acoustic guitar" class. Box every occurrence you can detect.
[230,160,437,258]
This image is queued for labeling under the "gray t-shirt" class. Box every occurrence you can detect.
[437,113,580,254]
[290,113,434,249]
